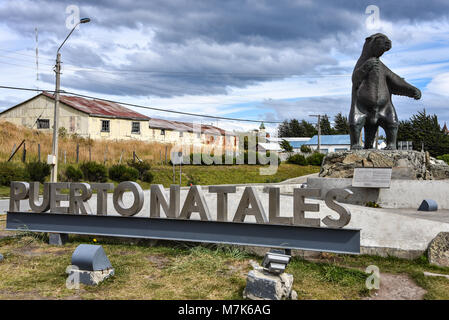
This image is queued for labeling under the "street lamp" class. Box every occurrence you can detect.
[50,18,90,182]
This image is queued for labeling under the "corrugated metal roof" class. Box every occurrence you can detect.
[1,93,234,136]
[305,134,350,145]
[43,92,232,135]
[42,92,150,121]
[289,140,310,148]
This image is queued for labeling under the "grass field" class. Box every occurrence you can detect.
[0,219,448,300]
[0,163,320,197]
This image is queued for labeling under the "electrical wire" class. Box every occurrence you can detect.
[0,85,284,123]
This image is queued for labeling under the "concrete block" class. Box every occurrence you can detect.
[243,260,294,300]
[71,244,112,271]
[67,266,115,285]
[49,233,69,245]
[418,199,438,211]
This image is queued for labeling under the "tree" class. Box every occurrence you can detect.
[280,139,293,153]
[397,109,449,157]
[319,115,334,135]
[278,119,317,137]
[333,112,350,134]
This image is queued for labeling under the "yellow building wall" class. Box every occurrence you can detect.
[0,95,239,151]
[0,95,89,136]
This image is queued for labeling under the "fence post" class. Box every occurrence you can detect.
[38,144,41,162]
[104,146,108,165]
[165,146,168,164]
[76,144,79,163]
[64,150,67,164]
[22,142,26,163]
[133,151,136,162]
[89,146,92,161]
[119,150,124,164]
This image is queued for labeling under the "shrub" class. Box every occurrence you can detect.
[58,127,67,138]
[287,154,308,165]
[306,152,326,166]
[141,170,154,183]
[65,165,83,182]
[186,174,201,186]
[25,161,51,183]
[300,145,312,153]
[0,162,29,186]
[109,164,139,182]
[79,161,108,182]
[127,160,151,179]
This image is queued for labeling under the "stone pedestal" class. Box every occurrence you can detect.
[319,150,449,180]
[309,150,449,209]
[243,261,296,300]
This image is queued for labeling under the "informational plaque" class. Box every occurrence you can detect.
[352,168,392,188]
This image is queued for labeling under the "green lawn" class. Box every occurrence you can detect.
[0,163,319,197]
[0,223,448,300]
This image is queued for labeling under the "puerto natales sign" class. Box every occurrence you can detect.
[6,181,360,254]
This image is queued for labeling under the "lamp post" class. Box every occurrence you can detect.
[50,18,90,182]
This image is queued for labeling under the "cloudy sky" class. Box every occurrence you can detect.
[0,0,448,134]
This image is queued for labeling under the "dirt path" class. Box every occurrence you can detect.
[364,273,426,300]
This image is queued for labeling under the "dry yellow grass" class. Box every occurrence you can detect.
[0,120,171,164]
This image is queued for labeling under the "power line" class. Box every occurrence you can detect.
[0,85,284,124]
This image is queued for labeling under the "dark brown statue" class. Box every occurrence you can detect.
[349,33,421,150]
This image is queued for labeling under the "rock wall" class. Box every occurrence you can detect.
[319,150,449,180]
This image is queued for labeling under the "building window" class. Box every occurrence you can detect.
[132,122,140,134]
[160,129,165,135]
[37,119,50,129]
[101,120,110,132]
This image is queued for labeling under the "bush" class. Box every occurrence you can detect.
[79,161,108,182]
[141,170,154,183]
[25,161,51,183]
[65,165,83,182]
[306,152,326,166]
[287,154,308,165]
[0,162,29,186]
[127,160,151,179]
[186,174,201,186]
[109,164,139,182]
[300,145,312,153]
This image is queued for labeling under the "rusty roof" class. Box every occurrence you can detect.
[42,92,150,121]
[38,92,233,135]
[148,118,229,135]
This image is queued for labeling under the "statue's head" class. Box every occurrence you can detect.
[363,33,392,58]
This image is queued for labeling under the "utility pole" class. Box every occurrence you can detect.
[309,115,321,153]
[50,52,61,182]
[49,18,90,182]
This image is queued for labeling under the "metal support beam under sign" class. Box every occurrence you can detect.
[6,212,360,254]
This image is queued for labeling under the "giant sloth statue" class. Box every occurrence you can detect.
[349,33,421,150]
